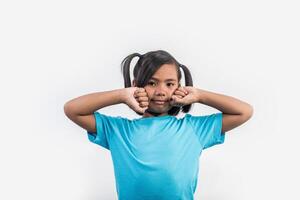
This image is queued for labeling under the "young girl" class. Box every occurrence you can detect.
[64,50,253,200]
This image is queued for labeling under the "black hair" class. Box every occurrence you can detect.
[120,50,193,116]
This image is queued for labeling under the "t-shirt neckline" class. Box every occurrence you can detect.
[134,114,175,121]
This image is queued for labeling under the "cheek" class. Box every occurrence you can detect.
[169,89,177,95]
[144,88,153,98]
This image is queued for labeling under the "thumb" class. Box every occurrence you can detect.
[132,99,148,114]
[170,95,182,106]
[136,106,148,115]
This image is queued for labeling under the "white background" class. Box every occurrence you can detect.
[1,0,299,199]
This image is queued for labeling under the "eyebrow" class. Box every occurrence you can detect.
[150,77,177,82]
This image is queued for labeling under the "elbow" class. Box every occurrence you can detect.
[242,104,254,121]
[248,104,254,118]
[64,102,75,118]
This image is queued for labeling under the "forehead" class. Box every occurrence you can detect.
[150,64,178,81]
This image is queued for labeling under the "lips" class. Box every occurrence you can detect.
[152,99,167,105]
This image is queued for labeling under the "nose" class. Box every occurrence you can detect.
[154,84,167,96]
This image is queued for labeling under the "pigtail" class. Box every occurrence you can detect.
[180,64,193,113]
[168,64,194,115]
[179,64,193,87]
[120,53,141,88]
[120,52,144,116]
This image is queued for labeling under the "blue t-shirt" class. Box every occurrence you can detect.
[87,112,225,200]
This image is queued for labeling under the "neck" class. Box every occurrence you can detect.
[142,109,168,118]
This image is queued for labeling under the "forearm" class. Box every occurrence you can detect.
[64,88,125,116]
[196,88,253,116]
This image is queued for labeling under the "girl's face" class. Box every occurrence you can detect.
[143,63,180,116]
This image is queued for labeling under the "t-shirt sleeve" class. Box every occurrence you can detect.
[86,112,120,150]
[187,112,225,150]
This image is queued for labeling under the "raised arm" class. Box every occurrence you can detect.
[63,87,146,132]
[63,89,125,132]
[196,88,253,133]
[170,87,253,133]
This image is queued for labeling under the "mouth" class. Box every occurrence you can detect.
[152,100,168,105]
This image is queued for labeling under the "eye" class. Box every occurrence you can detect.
[167,83,175,87]
[148,81,156,86]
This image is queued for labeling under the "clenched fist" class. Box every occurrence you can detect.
[123,87,149,114]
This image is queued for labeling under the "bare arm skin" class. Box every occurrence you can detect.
[64,89,126,132]
[196,88,253,133]
[64,87,146,133]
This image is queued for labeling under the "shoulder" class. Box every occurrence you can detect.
[94,112,130,123]
[183,112,223,124]
[184,112,222,118]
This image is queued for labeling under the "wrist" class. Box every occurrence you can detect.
[195,88,206,104]
[119,88,128,104]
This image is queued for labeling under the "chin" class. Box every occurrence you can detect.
[148,106,171,114]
